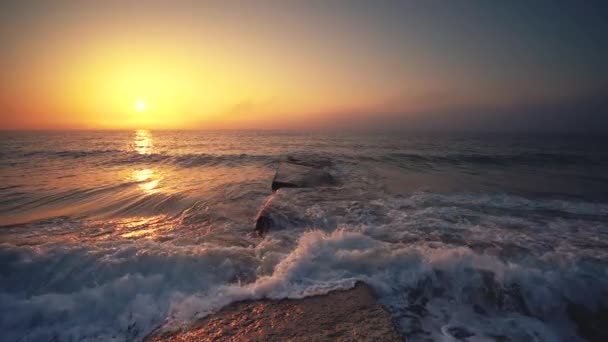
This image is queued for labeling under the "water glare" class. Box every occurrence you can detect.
[131,168,161,194]
[134,129,153,155]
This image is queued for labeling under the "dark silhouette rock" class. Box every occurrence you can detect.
[446,326,475,339]
[255,156,339,235]
[253,193,277,235]
[271,162,335,191]
[254,213,273,235]
[253,190,309,236]
[568,303,608,342]
[253,187,357,236]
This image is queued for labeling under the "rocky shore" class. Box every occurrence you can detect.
[146,282,402,341]
[146,157,402,341]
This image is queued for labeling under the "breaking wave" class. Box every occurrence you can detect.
[1,192,607,341]
[384,152,607,167]
[2,228,606,341]
[14,150,276,168]
[13,149,608,169]
[2,131,608,341]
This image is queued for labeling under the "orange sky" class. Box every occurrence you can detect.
[1,1,605,130]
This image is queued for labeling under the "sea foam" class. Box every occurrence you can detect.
[3,213,606,341]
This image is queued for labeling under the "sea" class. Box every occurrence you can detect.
[1,130,607,341]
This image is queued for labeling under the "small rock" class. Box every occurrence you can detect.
[446,326,475,340]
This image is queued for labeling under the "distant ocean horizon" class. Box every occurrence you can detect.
[1,130,608,341]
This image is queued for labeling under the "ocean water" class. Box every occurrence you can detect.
[1,130,607,341]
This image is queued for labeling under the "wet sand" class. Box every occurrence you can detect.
[146,282,402,341]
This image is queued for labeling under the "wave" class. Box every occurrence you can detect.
[0,239,257,341]
[1,228,605,341]
[15,149,276,167]
[384,151,606,166]
[15,148,608,169]
[20,149,122,158]
[405,191,608,216]
[0,182,198,226]
[113,152,275,167]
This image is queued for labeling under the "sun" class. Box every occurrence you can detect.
[135,100,147,112]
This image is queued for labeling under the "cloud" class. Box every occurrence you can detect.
[222,99,275,119]
[313,90,608,133]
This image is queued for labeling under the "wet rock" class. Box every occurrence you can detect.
[254,212,274,235]
[254,190,298,235]
[271,162,335,191]
[446,326,475,340]
[253,189,328,235]
[253,188,359,235]
[145,282,402,342]
[568,303,608,342]
[475,270,531,316]
[253,155,339,235]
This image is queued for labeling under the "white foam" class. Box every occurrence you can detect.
[1,192,607,341]
[164,228,605,341]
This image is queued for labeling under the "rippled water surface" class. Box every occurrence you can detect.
[1,130,608,341]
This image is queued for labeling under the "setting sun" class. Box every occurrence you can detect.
[135,100,147,112]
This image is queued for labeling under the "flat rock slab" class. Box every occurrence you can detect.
[146,282,402,342]
[254,187,389,235]
[272,162,335,191]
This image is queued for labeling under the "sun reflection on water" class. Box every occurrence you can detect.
[131,168,161,193]
[134,129,153,155]
[130,130,161,193]
[114,215,167,239]
[121,227,158,239]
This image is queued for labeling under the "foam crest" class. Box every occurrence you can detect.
[0,239,258,341]
[2,189,607,341]
[164,229,606,341]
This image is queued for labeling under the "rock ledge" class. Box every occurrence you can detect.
[146,282,402,342]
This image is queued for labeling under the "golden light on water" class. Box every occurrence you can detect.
[132,168,160,194]
[134,129,153,155]
[121,227,158,239]
[114,216,167,239]
[131,130,160,194]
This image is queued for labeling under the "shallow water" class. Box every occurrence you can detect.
[1,130,607,341]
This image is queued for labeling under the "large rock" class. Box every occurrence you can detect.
[253,187,387,236]
[271,162,335,191]
[568,303,608,342]
[145,282,402,342]
[255,156,339,235]
[254,188,342,235]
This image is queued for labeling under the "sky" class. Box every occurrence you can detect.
[0,0,606,131]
